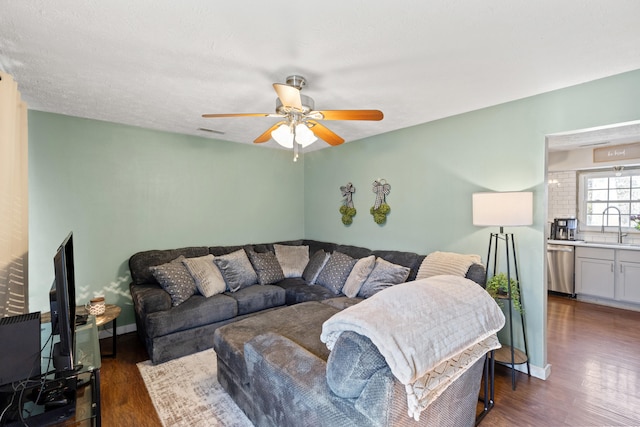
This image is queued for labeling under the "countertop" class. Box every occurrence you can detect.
[548,239,640,251]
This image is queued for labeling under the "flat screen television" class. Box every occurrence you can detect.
[49,232,76,373]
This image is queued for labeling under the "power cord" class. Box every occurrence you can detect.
[0,330,55,426]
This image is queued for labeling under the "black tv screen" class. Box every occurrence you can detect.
[49,232,76,373]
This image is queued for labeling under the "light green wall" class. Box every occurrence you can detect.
[304,69,640,370]
[28,112,304,326]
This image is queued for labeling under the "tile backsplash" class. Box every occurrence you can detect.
[548,171,577,220]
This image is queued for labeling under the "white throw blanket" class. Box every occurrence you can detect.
[415,251,482,280]
[320,275,505,420]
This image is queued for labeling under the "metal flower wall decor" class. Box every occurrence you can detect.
[339,182,357,225]
[370,179,391,224]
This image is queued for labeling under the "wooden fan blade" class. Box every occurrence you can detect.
[273,83,302,110]
[202,113,274,118]
[307,120,345,146]
[311,110,384,121]
[254,121,286,143]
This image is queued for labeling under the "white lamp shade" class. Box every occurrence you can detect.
[271,123,294,148]
[294,123,317,147]
[472,192,533,227]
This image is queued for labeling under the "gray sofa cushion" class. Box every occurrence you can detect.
[214,249,258,292]
[130,283,172,315]
[181,254,226,297]
[146,293,238,338]
[357,258,410,298]
[326,331,388,398]
[274,244,310,278]
[315,251,358,295]
[225,284,285,316]
[246,250,285,285]
[302,250,330,284]
[342,255,376,298]
[243,332,373,427]
[213,302,339,386]
[129,246,209,285]
[276,278,337,305]
[335,244,374,260]
[321,296,364,310]
[149,256,197,306]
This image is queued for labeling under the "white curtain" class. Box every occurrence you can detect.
[0,72,29,317]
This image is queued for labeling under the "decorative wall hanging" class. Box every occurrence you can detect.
[339,182,357,225]
[370,179,391,224]
[593,141,640,163]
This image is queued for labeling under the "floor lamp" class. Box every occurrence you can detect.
[472,191,532,390]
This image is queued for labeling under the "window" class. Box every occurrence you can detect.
[578,168,640,230]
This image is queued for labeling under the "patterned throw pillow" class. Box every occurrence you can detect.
[302,250,330,284]
[247,250,285,285]
[213,249,258,292]
[273,244,309,278]
[357,257,410,298]
[181,254,226,297]
[316,251,358,295]
[149,256,197,306]
[342,255,376,298]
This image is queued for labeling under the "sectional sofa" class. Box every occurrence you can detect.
[129,239,502,426]
[129,239,486,364]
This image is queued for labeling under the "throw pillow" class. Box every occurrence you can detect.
[181,254,226,297]
[246,250,285,285]
[316,251,358,295]
[415,251,482,280]
[213,249,258,292]
[358,257,410,298]
[342,255,376,298]
[149,256,197,306]
[274,244,309,278]
[302,250,330,284]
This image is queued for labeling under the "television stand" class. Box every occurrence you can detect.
[0,315,101,426]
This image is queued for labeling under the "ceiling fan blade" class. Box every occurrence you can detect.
[307,120,345,146]
[202,113,278,118]
[311,110,384,121]
[254,121,286,143]
[273,83,302,110]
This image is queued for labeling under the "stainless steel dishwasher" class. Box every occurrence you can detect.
[547,243,575,295]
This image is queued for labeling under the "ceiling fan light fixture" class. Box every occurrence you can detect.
[271,123,294,148]
[295,123,317,147]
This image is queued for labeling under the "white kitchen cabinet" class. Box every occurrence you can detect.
[575,247,615,299]
[617,250,640,304]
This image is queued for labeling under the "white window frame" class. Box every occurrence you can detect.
[577,168,640,233]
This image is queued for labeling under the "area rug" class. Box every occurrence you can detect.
[137,349,254,427]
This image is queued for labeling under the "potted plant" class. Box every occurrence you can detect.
[486,272,524,314]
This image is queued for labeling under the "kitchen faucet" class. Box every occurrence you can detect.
[601,206,626,244]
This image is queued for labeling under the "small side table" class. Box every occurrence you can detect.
[77,304,121,358]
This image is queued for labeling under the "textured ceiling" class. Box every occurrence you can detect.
[2,1,640,152]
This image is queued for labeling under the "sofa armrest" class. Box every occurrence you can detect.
[130,283,172,315]
[244,332,371,427]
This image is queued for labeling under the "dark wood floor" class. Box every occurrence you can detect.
[99,295,640,426]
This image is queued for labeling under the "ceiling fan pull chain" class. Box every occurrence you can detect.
[293,127,299,162]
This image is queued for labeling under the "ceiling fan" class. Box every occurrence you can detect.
[202,75,383,156]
